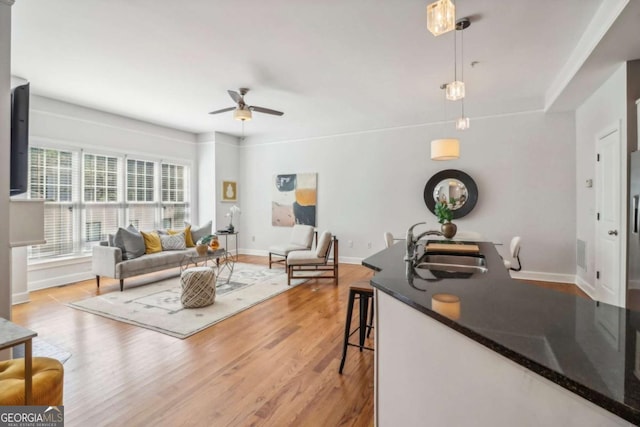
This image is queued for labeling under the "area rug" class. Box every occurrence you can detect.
[67,263,320,339]
[13,337,72,364]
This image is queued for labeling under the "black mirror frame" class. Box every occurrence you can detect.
[423,169,478,219]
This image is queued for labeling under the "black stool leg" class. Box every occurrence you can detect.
[339,289,356,374]
[359,292,369,352]
[367,295,374,338]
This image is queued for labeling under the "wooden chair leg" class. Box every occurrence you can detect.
[287,265,292,286]
[120,279,124,292]
[96,275,100,288]
[269,252,272,269]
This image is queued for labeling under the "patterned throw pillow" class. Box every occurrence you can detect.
[160,232,186,251]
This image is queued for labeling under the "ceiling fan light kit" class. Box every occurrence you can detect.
[234,108,252,121]
[427,0,456,36]
[209,88,283,129]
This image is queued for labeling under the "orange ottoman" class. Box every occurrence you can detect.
[0,357,64,405]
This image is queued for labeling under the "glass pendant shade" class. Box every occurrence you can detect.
[455,116,470,130]
[427,0,456,36]
[445,81,465,101]
[234,108,252,121]
[431,138,460,160]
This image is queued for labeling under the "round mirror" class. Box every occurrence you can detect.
[423,169,478,219]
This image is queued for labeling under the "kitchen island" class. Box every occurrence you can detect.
[363,241,640,426]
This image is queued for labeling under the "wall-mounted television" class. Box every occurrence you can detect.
[10,82,29,196]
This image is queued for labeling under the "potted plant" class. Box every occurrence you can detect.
[435,201,457,239]
[225,205,241,233]
[196,234,218,255]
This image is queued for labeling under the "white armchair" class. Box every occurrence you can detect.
[268,224,316,269]
[286,230,338,286]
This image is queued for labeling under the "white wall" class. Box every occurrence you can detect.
[575,64,627,293]
[22,96,199,291]
[239,110,576,276]
[214,133,241,232]
[1,1,13,319]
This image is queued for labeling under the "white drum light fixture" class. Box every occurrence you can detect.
[431,139,460,161]
[427,0,456,36]
[234,108,252,121]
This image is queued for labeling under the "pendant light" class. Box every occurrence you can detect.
[431,85,460,161]
[426,0,456,37]
[445,18,468,101]
[455,18,471,130]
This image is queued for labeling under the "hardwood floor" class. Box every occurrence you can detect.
[11,256,375,426]
[10,256,590,426]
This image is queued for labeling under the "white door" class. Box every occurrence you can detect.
[595,127,622,306]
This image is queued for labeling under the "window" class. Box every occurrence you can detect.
[83,153,120,250]
[28,146,191,261]
[29,148,76,259]
[126,159,156,231]
[161,163,188,229]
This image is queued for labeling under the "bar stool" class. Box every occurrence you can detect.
[339,281,374,374]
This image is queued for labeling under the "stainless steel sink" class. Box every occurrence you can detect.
[415,254,488,275]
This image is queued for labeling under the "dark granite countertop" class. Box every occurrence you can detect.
[363,241,640,425]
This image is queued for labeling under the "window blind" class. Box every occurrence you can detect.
[29,147,77,259]
[27,147,191,261]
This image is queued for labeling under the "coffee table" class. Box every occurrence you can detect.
[180,247,235,283]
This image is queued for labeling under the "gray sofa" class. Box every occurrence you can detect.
[92,242,197,291]
[93,221,213,291]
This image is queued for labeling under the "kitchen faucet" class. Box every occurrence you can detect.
[405,222,443,261]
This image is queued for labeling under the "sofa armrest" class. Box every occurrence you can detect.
[92,245,122,279]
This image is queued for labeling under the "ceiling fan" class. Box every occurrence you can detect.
[209,88,284,121]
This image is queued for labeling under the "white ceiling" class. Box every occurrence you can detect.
[10,0,631,143]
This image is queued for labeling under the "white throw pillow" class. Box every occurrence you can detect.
[160,232,186,251]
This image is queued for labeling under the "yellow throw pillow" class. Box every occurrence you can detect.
[168,225,194,247]
[140,231,162,254]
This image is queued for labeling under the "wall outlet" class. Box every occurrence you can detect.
[348,240,353,248]
[367,242,372,249]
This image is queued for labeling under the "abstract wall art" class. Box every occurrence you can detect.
[272,173,317,227]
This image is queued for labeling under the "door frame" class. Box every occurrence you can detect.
[595,120,626,307]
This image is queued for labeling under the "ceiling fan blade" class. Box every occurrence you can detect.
[228,90,242,104]
[208,106,236,115]
[249,105,284,116]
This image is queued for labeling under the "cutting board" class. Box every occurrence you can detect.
[426,242,480,254]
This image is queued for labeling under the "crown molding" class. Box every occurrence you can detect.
[0,0,16,6]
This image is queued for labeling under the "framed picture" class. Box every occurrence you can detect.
[272,172,317,227]
[222,180,237,202]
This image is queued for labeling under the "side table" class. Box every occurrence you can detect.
[0,318,37,405]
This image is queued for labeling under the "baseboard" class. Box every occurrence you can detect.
[29,271,95,291]
[11,291,30,305]
[575,275,597,299]
[239,248,269,257]
[339,256,364,265]
[509,270,576,284]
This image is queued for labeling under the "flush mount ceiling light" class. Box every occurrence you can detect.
[233,107,252,121]
[431,138,460,161]
[427,0,456,36]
